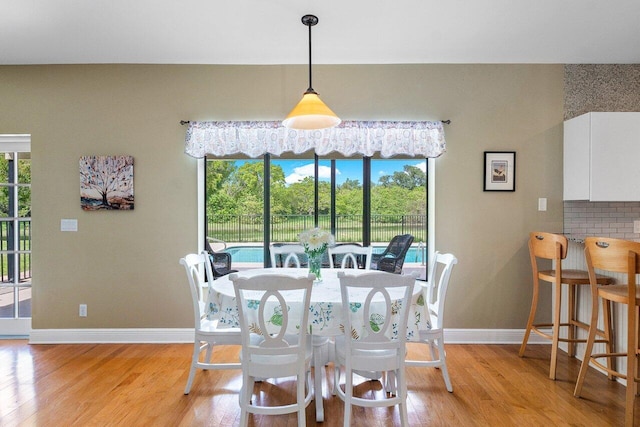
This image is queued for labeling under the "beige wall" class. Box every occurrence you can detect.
[0,64,563,330]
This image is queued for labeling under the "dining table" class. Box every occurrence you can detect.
[207,267,426,422]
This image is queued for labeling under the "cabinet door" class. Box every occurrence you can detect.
[563,113,590,200]
[590,112,640,201]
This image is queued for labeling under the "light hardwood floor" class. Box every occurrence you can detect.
[0,340,636,426]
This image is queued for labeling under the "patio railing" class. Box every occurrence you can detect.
[207,214,426,244]
[0,220,32,284]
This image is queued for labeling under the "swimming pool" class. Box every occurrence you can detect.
[224,245,427,264]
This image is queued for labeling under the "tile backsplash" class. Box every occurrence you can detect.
[564,201,640,241]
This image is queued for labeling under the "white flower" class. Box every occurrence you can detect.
[299,227,335,253]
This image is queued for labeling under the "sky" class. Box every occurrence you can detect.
[235,159,426,185]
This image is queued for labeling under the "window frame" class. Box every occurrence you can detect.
[198,154,436,277]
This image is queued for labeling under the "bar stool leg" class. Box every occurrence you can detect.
[625,302,637,426]
[568,284,577,357]
[601,297,615,379]
[574,331,596,396]
[519,279,540,357]
[550,281,562,380]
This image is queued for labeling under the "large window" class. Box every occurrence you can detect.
[204,154,428,278]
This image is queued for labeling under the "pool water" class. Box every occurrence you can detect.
[224,245,427,264]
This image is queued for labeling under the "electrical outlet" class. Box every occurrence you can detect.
[79,304,87,317]
[634,220,640,234]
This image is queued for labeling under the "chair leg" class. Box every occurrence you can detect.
[625,304,638,427]
[385,370,398,396]
[436,338,453,392]
[184,341,201,394]
[428,340,438,362]
[297,369,306,427]
[549,282,562,380]
[398,368,408,427]
[519,279,540,357]
[574,290,601,397]
[568,284,577,357]
[343,370,352,427]
[636,309,640,398]
[602,298,615,379]
[313,339,325,422]
[239,372,252,427]
[204,342,213,364]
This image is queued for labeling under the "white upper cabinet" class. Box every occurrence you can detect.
[563,112,640,201]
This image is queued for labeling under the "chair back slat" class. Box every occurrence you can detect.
[180,252,215,329]
[424,252,458,327]
[529,231,568,260]
[328,244,373,269]
[585,237,640,275]
[269,244,305,268]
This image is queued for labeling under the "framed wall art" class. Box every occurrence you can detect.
[483,151,516,192]
[80,155,134,210]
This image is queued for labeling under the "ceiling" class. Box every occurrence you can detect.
[2,0,639,65]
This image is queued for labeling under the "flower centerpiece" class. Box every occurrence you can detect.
[298,227,335,281]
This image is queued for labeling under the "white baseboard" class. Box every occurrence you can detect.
[445,328,549,344]
[29,328,194,344]
[0,318,31,338]
[27,328,551,345]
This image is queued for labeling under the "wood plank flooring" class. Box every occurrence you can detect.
[0,340,636,426]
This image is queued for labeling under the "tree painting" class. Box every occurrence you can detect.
[80,155,134,210]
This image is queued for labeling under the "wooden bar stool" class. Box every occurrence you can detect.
[574,237,640,427]
[519,232,612,380]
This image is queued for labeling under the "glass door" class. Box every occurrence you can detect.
[0,135,31,337]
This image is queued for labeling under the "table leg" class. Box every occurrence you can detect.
[312,336,330,422]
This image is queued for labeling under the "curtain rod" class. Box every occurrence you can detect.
[180,119,451,125]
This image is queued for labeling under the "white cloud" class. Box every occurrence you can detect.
[285,163,338,185]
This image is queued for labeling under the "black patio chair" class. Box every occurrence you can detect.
[371,234,414,274]
[204,238,238,278]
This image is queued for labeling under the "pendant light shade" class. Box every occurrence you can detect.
[283,15,341,130]
[283,90,340,130]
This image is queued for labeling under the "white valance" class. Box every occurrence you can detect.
[184,120,446,159]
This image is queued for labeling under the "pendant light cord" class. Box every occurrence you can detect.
[307,22,313,93]
[301,14,318,95]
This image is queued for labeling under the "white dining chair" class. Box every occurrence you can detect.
[229,272,315,427]
[269,243,306,268]
[333,271,415,427]
[405,251,458,392]
[328,244,373,269]
[179,253,241,395]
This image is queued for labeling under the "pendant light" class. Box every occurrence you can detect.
[283,14,341,130]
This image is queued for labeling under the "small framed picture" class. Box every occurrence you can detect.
[483,151,516,192]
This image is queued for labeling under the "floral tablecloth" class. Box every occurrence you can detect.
[208,268,427,341]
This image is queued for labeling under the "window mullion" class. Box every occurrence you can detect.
[12,153,20,286]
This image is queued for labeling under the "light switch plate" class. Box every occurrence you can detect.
[634,220,640,234]
[538,198,547,211]
[61,219,78,232]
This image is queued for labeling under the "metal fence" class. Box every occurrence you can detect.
[0,220,32,284]
[207,214,426,243]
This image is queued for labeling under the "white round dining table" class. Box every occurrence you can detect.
[207,267,426,339]
[207,267,425,423]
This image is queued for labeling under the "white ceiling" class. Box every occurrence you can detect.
[2,0,639,65]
